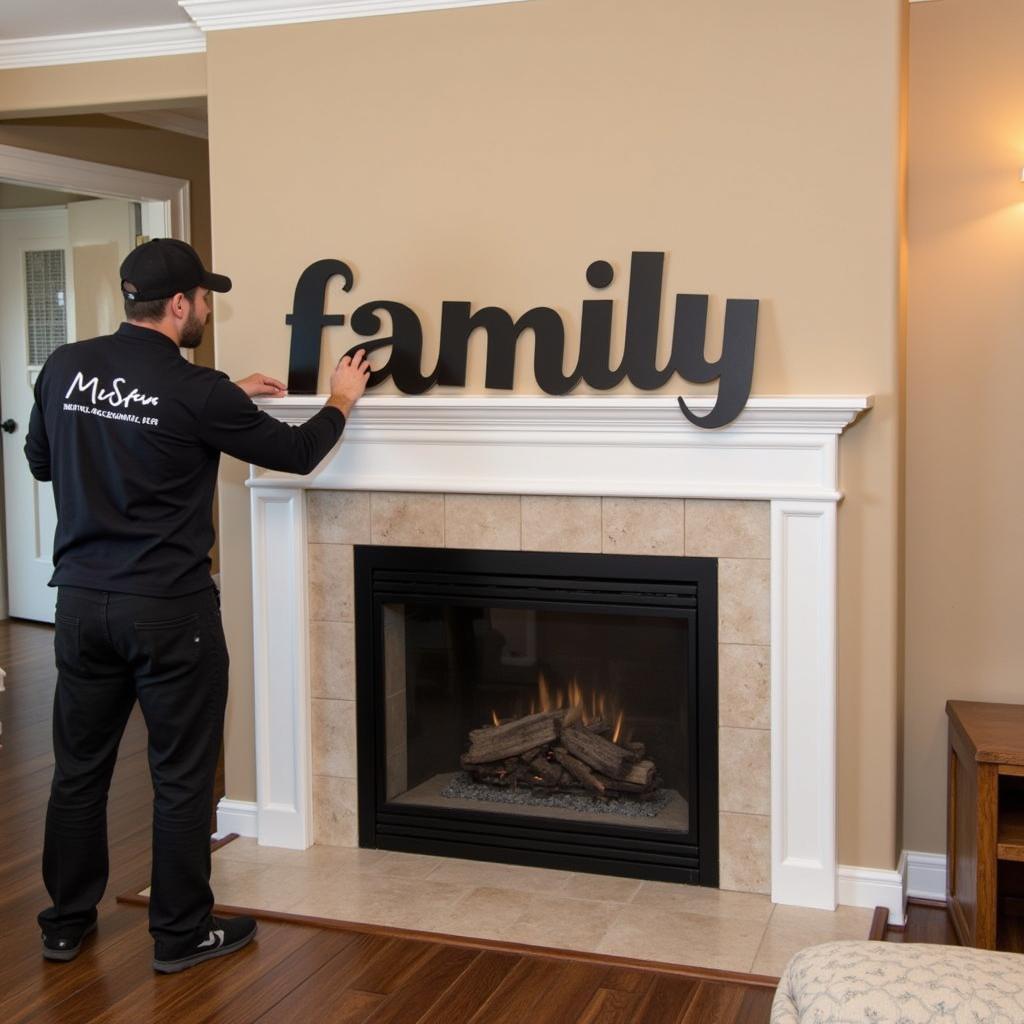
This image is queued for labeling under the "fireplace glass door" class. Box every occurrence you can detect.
[384,602,691,832]
[356,546,718,885]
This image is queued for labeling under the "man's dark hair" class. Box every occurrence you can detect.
[124,286,198,323]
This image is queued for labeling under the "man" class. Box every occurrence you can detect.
[24,237,369,974]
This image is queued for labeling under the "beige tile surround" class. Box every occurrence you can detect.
[208,839,872,975]
[307,493,771,895]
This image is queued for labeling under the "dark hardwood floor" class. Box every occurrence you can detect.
[885,900,961,945]
[0,619,776,1023]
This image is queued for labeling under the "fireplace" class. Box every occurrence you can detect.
[354,545,719,885]
[244,394,871,913]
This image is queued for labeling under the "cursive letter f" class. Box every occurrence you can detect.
[286,259,354,394]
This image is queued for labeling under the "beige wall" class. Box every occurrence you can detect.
[903,0,1024,854]
[0,53,205,118]
[207,0,905,868]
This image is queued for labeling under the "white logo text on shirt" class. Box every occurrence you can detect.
[64,372,160,409]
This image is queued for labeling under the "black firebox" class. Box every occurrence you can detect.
[354,546,718,886]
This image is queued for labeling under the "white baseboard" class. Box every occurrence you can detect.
[838,851,947,928]
[905,850,947,902]
[215,798,258,839]
[838,863,906,926]
[837,850,948,926]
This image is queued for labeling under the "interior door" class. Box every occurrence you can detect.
[0,207,71,622]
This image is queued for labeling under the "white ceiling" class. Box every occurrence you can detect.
[0,0,190,40]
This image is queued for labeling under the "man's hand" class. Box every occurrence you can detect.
[234,373,288,398]
[327,349,371,418]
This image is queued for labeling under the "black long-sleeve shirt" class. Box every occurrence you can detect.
[25,322,344,596]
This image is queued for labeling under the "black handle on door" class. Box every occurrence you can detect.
[1,419,17,434]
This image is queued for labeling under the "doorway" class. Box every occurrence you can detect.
[0,145,189,622]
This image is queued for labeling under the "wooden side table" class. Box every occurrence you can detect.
[946,700,1024,951]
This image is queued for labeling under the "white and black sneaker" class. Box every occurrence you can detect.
[152,915,257,974]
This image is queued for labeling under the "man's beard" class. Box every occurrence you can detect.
[180,308,206,349]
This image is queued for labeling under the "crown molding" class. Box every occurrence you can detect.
[0,1,529,69]
[0,0,922,72]
[0,23,206,70]
[180,0,531,32]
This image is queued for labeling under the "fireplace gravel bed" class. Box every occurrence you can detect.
[439,771,676,818]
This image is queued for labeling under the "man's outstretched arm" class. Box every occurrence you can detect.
[201,350,370,474]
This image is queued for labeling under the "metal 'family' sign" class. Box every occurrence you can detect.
[285,252,758,428]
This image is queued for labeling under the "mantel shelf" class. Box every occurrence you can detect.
[248,394,873,503]
[255,394,872,434]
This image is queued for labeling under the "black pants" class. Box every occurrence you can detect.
[37,586,229,951]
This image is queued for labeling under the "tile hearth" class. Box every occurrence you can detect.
[204,839,872,976]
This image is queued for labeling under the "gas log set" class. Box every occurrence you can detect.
[459,706,661,800]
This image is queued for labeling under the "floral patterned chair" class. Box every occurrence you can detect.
[771,940,1024,1023]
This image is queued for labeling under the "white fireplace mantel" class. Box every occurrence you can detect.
[245,394,871,913]
[249,395,869,501]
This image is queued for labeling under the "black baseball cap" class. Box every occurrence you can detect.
[120,238,232,301]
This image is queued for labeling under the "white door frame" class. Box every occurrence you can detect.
[0,144,191,618]
[0,144,190,242]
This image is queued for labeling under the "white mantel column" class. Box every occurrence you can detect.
[250,484,313,848]
[770,498,838,910]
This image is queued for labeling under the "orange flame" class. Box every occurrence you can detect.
[538,672,552,712]
[611,709,625,744]
[496,672,629,741]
